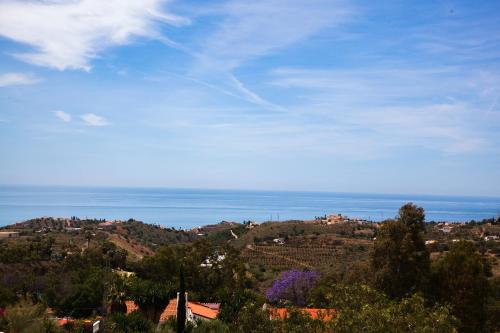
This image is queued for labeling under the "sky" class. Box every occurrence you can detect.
[0,0,499,196]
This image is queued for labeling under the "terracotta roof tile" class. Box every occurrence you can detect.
[188,302,219,319]
[159,298,220,321]
[125,300,139,314]
[160,298,178,321]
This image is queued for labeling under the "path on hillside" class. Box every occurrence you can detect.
[106,233,153,260]
[245,245,314,269]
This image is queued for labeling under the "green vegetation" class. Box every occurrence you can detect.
[0,205,499,332]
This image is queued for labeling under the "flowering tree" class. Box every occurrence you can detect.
[265,269,320,306]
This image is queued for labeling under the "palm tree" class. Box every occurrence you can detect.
[106,274,127,314]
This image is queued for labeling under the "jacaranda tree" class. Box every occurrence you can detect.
[265,269,320,306]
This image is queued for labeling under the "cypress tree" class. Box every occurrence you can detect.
[177,266,186,333]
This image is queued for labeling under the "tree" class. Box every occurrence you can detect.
[265,269,320,306]
[3,299,62,333]
[218,288,263,324]
[108,311,154,333]
[233,302,274,333]
[128,277,172,323]
[310,283,458,333]
[431,241,491,333]
[330,293,457,333]
[372,203,430,298]
[106,274,128,314]
[177,267,186,333]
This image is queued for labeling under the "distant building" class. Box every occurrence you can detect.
[273,238,285,245]
[0,231,19,239]
[64,227,82,232]
[200,254,226,268]
[425,240,437,245]
[245,221,259,229]
[439,226,453,233]
[113,269,135,278]
[484,235,499,241]
[322,214,348,225]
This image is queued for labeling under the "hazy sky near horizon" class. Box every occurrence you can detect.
[1,0,500,196]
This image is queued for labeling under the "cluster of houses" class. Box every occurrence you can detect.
[123,292,336,328]
[125,293,220,324]
[316,213,370,225]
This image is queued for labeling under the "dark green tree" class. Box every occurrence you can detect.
[372,203,430,298]
[431,241,491,333]
[128,277,172,323]
[218,288,263,324]
[109,311,154,333]
[177,266,186,333]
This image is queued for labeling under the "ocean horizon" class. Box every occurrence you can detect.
[0,185,499,229]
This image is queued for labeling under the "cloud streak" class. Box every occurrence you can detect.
[81,113,108,126]
[0,0,189,70]
[53,110,71,123]
[0,72,39,87]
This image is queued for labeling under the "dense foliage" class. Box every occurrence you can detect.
[0,204,498,332]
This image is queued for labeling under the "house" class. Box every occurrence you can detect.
[245,221,259,229]
[268,307,336,322]
[439,226,453,233]
[160,295,220,323]
[0,231,19,239]
[322,214,348,225]
[273,238,285,245]
[200,254,226,268]
[113,269,135,278]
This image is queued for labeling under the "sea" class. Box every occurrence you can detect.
[0,185,499,229]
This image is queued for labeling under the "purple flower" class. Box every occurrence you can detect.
[265,269,320,306]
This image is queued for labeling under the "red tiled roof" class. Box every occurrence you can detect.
[188,301,219,319]
[159,298,220,321]
[125,300,139,314]
[126,298,220,322]
[269,308,336,321]
[159,298,178,321]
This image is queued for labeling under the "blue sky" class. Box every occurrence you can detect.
[0,0,499,196]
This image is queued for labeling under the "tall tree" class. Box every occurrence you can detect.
[431,241,491,333]
[372,203,430,298]
[177,266,186,333]
[128,277,171,323]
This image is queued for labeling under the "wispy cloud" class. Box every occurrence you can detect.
[269,66,500,155]
[0,0,189,71]
[0,72,39,87]
[196,0,352,71]
[81,113,108,126]
[53,110,71,123]
[186,0,353,111]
